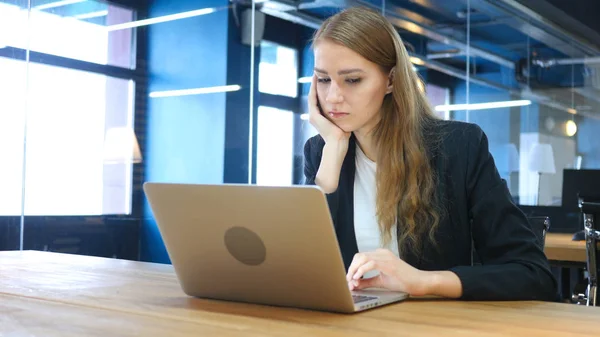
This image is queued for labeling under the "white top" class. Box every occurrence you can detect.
[353,145,399,278]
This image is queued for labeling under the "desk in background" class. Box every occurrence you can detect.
[544,233,586,263]
[544,233,587,302]
[1,250,599,336]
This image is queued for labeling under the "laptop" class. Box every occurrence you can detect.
[143,182,408,313]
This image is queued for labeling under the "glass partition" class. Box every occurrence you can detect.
[0,0,254,262]
[0,0,27,251]
[3,0,599,259]
[254,0,600,222]
[141,1,244,262]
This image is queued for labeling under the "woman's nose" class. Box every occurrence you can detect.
[325,82,343,104]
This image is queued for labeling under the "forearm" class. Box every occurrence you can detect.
[315,141,348,194]
[424,271,463,298]
[449,263,557,301]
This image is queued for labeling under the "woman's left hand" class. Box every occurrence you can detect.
[346,249,432,296]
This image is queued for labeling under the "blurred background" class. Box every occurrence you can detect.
[1,0,599,263]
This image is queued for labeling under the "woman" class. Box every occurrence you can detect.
[303,6,557,301]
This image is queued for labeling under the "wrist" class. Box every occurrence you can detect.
[424,271,441,296]
[323,140,349,157]
[407,270,437,297]
[422,271,462,299]
[315,142,348,194]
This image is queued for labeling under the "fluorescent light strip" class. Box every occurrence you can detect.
[434,100,531,112]
[73,10,108,20]
[302,101,530,118]
[33,0,85,10]
[149,85,241,98]
[107,7,221,32]
[409,56,425,66]
[299,68,416,83]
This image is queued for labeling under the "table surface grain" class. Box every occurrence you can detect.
[1,250,598,336]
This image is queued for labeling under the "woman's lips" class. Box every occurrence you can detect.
[329,111,349,119]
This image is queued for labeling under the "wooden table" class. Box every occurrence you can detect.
[1,250,599,336]
[544,233,586,263]
[543,233,587,302]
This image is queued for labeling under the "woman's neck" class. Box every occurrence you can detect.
[354,129,377,162]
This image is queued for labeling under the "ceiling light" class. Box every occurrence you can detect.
[33,0,85,10]
[565,120,577,137]
[149,85,241,98]
[434,100,531,112]
[409,56,425,66]
[73,10,108,20]
[107,7,220,32]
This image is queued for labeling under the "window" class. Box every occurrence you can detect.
[0,1,137,216]
[255,40,301,185]
[256,106,294,186]
[425,83,450,120]
[258,41,298,98]
[0,1,135,68]
[0,57,135,216]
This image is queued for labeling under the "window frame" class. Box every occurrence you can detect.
[252,39,303,184]
[0,2,143,218]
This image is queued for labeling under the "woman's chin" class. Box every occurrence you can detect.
[331,121,355,133]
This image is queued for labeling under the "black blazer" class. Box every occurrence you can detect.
[303,120,558,301]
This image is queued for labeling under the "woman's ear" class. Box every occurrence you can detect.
[386,67,395,94]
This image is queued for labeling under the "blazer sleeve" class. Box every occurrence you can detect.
[449,124,558,301]
[303,136,323,185]
[303,136,340,217]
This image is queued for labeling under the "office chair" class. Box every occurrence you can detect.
[471,216,550,267]
[580,201,600,306]
[527,216,551,251]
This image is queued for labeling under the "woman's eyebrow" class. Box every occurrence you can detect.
[314,68,364,75]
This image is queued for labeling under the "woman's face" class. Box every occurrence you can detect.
[313,39,391,135]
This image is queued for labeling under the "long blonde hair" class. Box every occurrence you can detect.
[313,6,441,256]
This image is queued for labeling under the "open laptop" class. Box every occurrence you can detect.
[143,182,408,313]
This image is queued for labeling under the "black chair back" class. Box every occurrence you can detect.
[527,216,551,251]
[582,201,600,306]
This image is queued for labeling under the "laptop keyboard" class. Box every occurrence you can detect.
[352,295,377,303]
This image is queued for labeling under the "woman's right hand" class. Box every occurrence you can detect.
[308,74,351,145]
[307,74,350,194]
